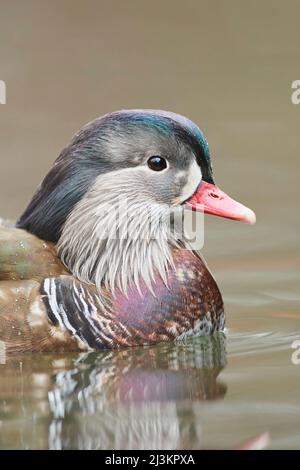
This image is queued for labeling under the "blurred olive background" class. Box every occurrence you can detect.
[0,0,299,308]
[0,0,300,450]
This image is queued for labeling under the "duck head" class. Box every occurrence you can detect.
[17,110,255,295]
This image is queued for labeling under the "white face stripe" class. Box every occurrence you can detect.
[179,160,202,203]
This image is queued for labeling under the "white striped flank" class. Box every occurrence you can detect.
[43,278,86,346]
[72,281,102,338]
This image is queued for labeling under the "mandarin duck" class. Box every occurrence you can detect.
[0,110,255,353]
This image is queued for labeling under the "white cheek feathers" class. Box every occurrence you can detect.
[178,160,202,203]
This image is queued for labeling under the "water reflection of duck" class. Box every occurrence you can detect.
[0,110,255,353]
[0,335,227,449]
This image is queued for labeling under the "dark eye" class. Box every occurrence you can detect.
[147,156,167,171]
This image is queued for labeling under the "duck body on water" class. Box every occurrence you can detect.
[0,110,255,353]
